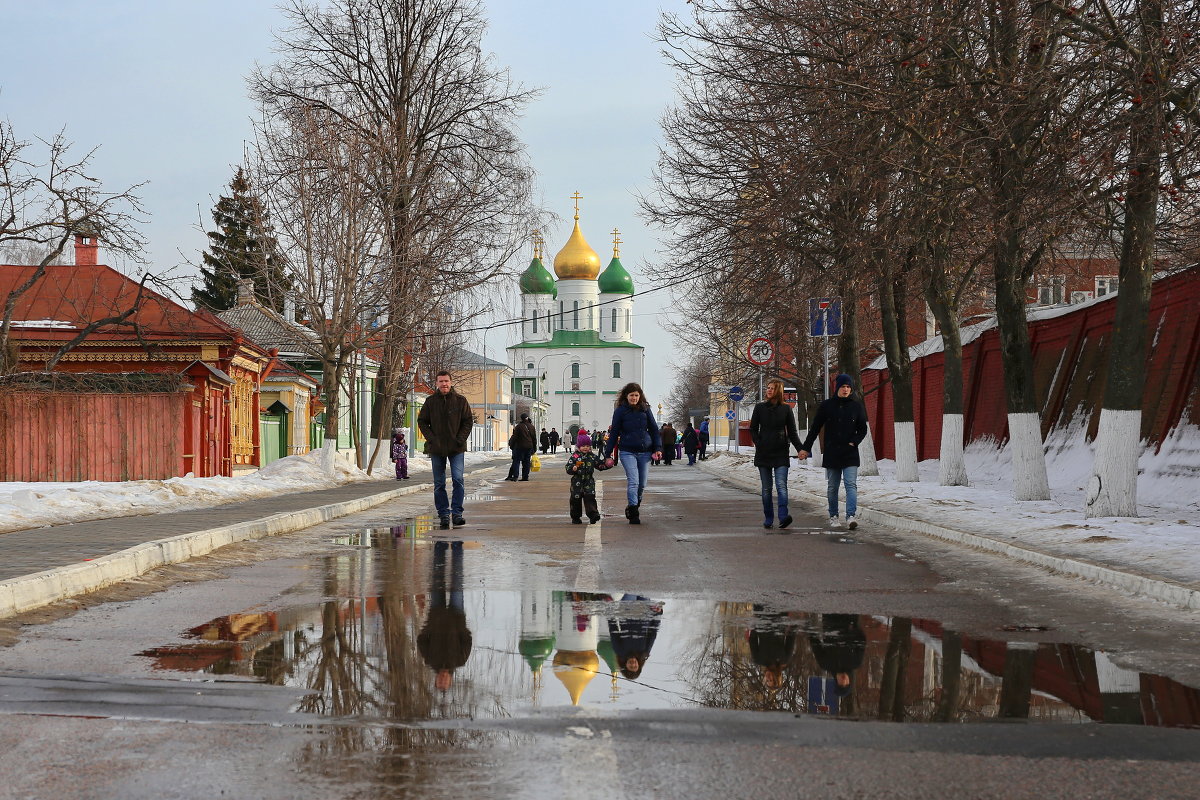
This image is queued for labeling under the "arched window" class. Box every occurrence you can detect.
[526,362,533,370]
[612,361,621,378]
[532,312,538,333]
[571,401,580,416]
[611,308,617,332]
[571,362,580,379]
[588,303,594,329]
[572,301,579,329]
[625,307,631,333]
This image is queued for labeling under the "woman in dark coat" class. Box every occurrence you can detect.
[603,382,663,524]
[681,422,700,465]
[749,379,804,529]
[607,594,663,679]
[798,373,869,530]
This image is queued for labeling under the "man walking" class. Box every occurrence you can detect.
[507,413,538,481]
[417,371,475,529]
[549,427,560,453]
[798,374,869,530]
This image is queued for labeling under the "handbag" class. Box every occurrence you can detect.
[530,454,541,472]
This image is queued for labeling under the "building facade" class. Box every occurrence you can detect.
[507,208,644,437]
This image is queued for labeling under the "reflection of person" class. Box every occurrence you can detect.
[603,382,663,525]
[417,371,474,529]
[798,373,869,530]
[390,427,409,480]
[417,540,472,692]
[566,432,611,524]
[807,614,866,698]
[750,379,804,530]
[606,594,663,679]
[749,605,797,690]
[506,413,537,481]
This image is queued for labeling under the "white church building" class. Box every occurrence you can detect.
[507,202,644,438]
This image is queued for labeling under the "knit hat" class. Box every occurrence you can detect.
[575,432,592,447]
[835,373,854,390]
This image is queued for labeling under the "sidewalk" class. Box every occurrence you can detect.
[0,465,500,618]
[700,452,1200,611]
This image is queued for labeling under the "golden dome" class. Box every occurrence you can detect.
[553,219,602,280]
[552,650,601,705]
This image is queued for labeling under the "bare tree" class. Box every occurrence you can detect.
[0,124,146,374]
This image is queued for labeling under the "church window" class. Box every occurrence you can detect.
[625,308,631,333]
[572,301,579,329]
[612,361,621,378]
[571,362,580,379]
[532,312,538,333]
[571,401,580,416]
[526,362,534,370]
[588,303,594,329]
[611,308,617,332]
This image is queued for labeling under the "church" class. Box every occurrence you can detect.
[507,197,645,438]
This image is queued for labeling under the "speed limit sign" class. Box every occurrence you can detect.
[747,337,774,366]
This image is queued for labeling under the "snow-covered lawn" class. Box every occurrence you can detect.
[0,449,503,534]
[712,421,1200,588]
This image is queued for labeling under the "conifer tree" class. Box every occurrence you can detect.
[191,168,290,313]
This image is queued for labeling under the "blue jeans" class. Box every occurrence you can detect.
[825,466,858,518]
[757,465,789,523]
[618,450,651,507]
[431,452,466,517]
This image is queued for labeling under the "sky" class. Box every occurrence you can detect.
[0,0,687,403]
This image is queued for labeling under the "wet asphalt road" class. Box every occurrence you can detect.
[1,454,1199,799]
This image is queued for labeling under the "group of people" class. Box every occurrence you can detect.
[404,368,869,534]
[538,427,561,453]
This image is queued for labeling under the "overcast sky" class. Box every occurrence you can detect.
[1,0,688,403]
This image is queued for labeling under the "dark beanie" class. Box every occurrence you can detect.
[835,374,853,390]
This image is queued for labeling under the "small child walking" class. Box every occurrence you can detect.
[391,428,409,480]
[565,432,610,524]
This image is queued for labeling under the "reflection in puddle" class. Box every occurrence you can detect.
[138,526,1200,729]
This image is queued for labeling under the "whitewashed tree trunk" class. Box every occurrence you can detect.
[320,438,340,475]
[366,437,388,473]
[938,413,968,486]
[893,420,919,481]
[1085,408,1141,517]
[1009,412,1050,500]
[858,423,879,476]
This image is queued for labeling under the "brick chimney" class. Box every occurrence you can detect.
[236,278,256,305]
[74,234,99,266]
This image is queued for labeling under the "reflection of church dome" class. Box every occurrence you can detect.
[553,650,601,705]
[597,636,618,673]
[553,219,602,280]
[519,636,556,673]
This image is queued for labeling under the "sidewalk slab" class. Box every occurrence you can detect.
[700,455,1200,611]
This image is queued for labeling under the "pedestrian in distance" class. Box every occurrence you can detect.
[549,427,560,453]
[750,379,805,530]
[417,540,472,692]
[674,432,683,462]
[390,427,409,480]
[506,413,538,481]
[540,427,550,454]
[660,422,677,465]
[698,420,710,460]
[682,421,699,465]
[417,371,474,529]
[798,373,869,530]
[565,432,611,524]
[603,382,663,525]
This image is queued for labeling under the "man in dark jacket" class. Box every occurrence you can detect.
[539,427,550,454]
[749,379,804,529]
[799,373,869,530]
[549,427,560,453]
[417,371,475,528]
[418,540,472,692]
[506,413,538,481]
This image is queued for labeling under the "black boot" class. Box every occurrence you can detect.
[625,504,640,524]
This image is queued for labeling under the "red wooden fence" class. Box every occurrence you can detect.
[0,392,187,481]
[862,266,1200,460]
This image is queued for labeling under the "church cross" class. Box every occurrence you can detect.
[570,191,583,219]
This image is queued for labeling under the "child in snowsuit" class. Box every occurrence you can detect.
[565,432,610,524]
[391,428,409,480]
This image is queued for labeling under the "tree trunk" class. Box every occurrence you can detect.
[925,264,968,486]
[935,630,963,722]
[1087,0,1163,519]
[879,270,918,481]
[998,642,1038,719]
[877,617,913,722]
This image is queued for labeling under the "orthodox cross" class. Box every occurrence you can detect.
[570,191,583,219]
[611,227,622,258]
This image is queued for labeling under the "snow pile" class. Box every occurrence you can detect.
[711,423,1200,588]
[0,448,503,534]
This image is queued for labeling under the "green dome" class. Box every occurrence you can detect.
[596,636,619,673]
[519,635,556,672]
[598,256,634,295]
[520,256,556,295]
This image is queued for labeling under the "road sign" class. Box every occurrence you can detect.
[724,410,736,420]
[747,337,774,366]
[708,384,731,394]
[808,298,843,336]
[728,385,744,403]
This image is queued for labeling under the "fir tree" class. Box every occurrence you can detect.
[191,168,290,313]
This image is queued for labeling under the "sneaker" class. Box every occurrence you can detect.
[439,515,451,530]
[452,516,466,527]
[778,516,793,529]
[847,516,858,530]
[828,516,841,529]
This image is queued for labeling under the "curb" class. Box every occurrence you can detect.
[0,467,496,619]
[700,457,1200,611]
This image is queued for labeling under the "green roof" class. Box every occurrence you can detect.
[598,256,634,295]
[508,329,644,349]
[519,256,556,295]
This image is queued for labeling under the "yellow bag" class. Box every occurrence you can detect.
[530,455,541,472]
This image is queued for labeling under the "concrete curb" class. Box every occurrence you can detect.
[700,457,1200,611]
[0,467,496,619]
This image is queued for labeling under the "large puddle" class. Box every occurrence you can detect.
[138,521,1200,728]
